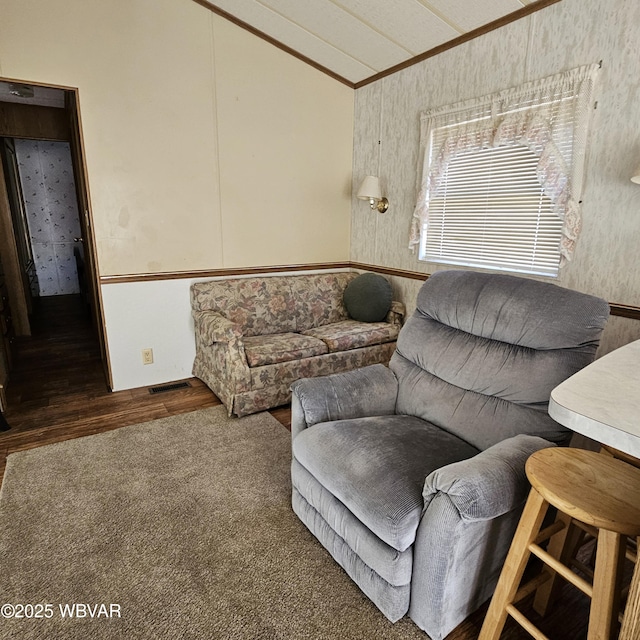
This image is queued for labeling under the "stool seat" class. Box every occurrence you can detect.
[526,448,640,537]
[480,446,640,640]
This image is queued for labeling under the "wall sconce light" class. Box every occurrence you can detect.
[357,175,389,213]
[631,164,640,184]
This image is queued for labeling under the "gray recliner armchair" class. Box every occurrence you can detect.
[290,270,609,639]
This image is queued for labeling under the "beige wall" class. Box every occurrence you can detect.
[351,0,640,354]
[0,0,354,390]
[0,0,354,276]
[213,17,353,267]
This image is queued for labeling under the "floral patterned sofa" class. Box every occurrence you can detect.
[191,272,405,417]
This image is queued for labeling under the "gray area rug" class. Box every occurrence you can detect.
[0,406,427,639]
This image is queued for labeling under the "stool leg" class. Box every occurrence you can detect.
[479,489,549,640]
[588,528,625,640]
[620,536,640,640]
[533,512,584,616]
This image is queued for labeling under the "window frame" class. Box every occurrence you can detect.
[409,64,599,275]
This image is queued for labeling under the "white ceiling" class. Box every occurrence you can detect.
[200,0,542,85]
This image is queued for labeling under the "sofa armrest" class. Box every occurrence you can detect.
[423,434,554,522]
[193,311,243,346]
[290,364,398,440]
[386,300,406,326]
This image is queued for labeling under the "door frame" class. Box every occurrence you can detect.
[0,149,31,336]
[0,76,112,390]
[65,88,112,389]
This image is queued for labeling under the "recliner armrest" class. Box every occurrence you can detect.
[290,364,398,439]
[193,311,243,346]
[423,434,554,522]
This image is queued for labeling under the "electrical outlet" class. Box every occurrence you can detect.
[142,348,154,365]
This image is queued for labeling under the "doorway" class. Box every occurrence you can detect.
[0,79,109,415]
[7,138,83,297]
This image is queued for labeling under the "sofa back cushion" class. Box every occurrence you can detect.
[191,272,356,337]
[391,270,610,451]
[191,276,298,337]
[290,272,355,332]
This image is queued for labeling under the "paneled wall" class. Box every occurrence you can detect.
[351,0,640,354]
[15,140,81,296]
[0,0,354,389]
[0,0,353,277]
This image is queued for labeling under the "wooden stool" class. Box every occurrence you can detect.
[535,445,640,617]
[479,447,640,640]
[601,445,640,470]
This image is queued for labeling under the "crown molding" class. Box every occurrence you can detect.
[191,0,355,88]
[192,0,562,90]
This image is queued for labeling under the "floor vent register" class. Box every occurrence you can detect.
[148,381,192,395]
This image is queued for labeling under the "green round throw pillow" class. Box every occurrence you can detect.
[343,273,393,323]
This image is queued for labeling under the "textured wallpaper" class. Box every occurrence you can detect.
[15,140,82,297]
[351,0,640,355]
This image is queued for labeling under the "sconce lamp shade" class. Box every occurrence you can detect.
[356,175,389,213]
[357,175,383,200]
[632,164,640,184]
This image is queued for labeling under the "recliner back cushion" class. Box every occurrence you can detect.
[391,270,610,451]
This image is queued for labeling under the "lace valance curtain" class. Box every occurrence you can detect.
[410,63,599,265]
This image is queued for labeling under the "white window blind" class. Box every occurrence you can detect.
[423,143,563,276]
[410,64,599,275]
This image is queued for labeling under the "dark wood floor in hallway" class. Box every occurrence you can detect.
[0,294,290,483]
[0,294,593,639]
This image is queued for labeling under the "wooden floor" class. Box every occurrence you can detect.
[0,294,291,485]
[0,295,597,639]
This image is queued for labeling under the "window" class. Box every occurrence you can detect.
[424,143,562,276]
[410,64,599,277]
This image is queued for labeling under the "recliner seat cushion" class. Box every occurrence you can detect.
[293,415,479,552]
[292,461,413,587]
[291,484,411,622]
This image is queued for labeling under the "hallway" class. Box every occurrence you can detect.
[0,294,221,480]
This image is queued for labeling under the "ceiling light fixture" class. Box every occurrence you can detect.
[8,83,34,99]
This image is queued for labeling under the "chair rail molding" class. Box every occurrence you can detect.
[99,262,640,322]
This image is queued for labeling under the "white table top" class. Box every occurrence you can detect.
[549,339,640,458]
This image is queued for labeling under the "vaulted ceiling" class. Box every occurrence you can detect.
[195,0,558,86]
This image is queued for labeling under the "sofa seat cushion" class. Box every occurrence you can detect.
[292,415,479,552]
[243,333,328,367]
[301,320,399,353]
